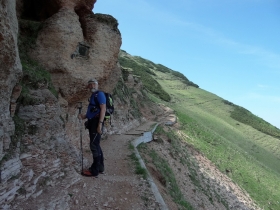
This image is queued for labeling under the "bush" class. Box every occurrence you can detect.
[119,57,171,101]
[230,105,280,139]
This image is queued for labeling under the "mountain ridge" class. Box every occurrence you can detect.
[118,50,280,210]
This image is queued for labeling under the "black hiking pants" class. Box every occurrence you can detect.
[88,118,104,176]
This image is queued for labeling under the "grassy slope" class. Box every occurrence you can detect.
[155,71,280,210]
[119,51,280,209]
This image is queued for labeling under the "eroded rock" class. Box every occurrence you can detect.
[0,0,22,159]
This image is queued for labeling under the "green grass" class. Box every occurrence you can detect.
[131,54,199,88]
[128,142,148,179]
[18,19,58,105]
[229,104,280,139]
[119,50,199,101]
[138,143,194,210]
[119,51,171,101]
[118,53,280,209]
[153,125,232,208]
[20,59,57,99]
[128,152,148,179]
[154,71,280,210]
[112,76,143,119]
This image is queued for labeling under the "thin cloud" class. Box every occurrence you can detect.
[246,92,280,103]
[257,84,271,89]
[125,0,280,71]
[161,13,280,71]
[238,45,280,69]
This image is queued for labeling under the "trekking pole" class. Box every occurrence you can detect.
[77,102,83,174]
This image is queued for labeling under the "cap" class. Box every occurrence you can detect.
[88,78,98,84]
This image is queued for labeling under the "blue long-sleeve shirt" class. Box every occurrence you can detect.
[86,91,106,119]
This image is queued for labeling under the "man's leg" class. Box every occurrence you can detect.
[99,147,104,173]
[89,133,101,176]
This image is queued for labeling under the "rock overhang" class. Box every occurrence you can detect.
[18,0,121,103]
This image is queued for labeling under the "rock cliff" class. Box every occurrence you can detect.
[0,1,153,208]
[0,0,22,159]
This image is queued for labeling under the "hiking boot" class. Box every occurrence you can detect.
[82,169,92,176]
[88,167,104,174]
[82,170,98,178]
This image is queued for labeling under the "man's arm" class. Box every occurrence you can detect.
[97,103,106,134]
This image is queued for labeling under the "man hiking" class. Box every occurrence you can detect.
[79,78,106,177]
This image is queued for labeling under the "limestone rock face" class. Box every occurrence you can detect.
[81,14,122,94]
[0,0,123,208]
[0,0,22,159]
[0,88,82,209]
[29,6,121,103]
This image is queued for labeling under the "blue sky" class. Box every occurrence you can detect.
[94,0,280,129]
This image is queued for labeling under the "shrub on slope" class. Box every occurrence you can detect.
[223,100,280,139]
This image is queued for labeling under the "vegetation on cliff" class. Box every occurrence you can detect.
[5,19,59,159]
[119,50,198,103]
[223,100,280,139]
[18,19,57,106]
[129,52,199,88]
[119,53,171,102]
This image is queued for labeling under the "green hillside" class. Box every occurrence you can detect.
[119,50,199,102]
[119,51,280,210]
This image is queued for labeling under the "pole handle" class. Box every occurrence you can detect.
[77,101,83,172]
[77,102,82,114]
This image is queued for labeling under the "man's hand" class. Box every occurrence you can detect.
[97,123,102,134]
[78,114,85,120]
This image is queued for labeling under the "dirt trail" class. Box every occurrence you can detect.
[66,106,260,210]
[68,120,159,210]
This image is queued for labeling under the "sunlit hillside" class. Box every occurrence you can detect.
[119,50,280,210]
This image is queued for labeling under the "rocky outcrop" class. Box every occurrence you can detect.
[0,1,154,207]
[29,5,121,103]
[0,0,22,162]
[0,0,165,207]
[0,1,22,208]
[0,0,124,208]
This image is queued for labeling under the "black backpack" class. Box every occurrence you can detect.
[94,91,114,124]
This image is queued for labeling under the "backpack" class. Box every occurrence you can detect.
[94,91,114,124]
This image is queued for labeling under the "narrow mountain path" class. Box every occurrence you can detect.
[68,120,160,210]
[66,105,260,210]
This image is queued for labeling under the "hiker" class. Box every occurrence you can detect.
[78,78,105,177]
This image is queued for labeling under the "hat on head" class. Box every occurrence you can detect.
[88,78,98,84]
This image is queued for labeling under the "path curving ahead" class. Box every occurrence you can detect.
[68,120,165,210]
[132,123,169,210]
